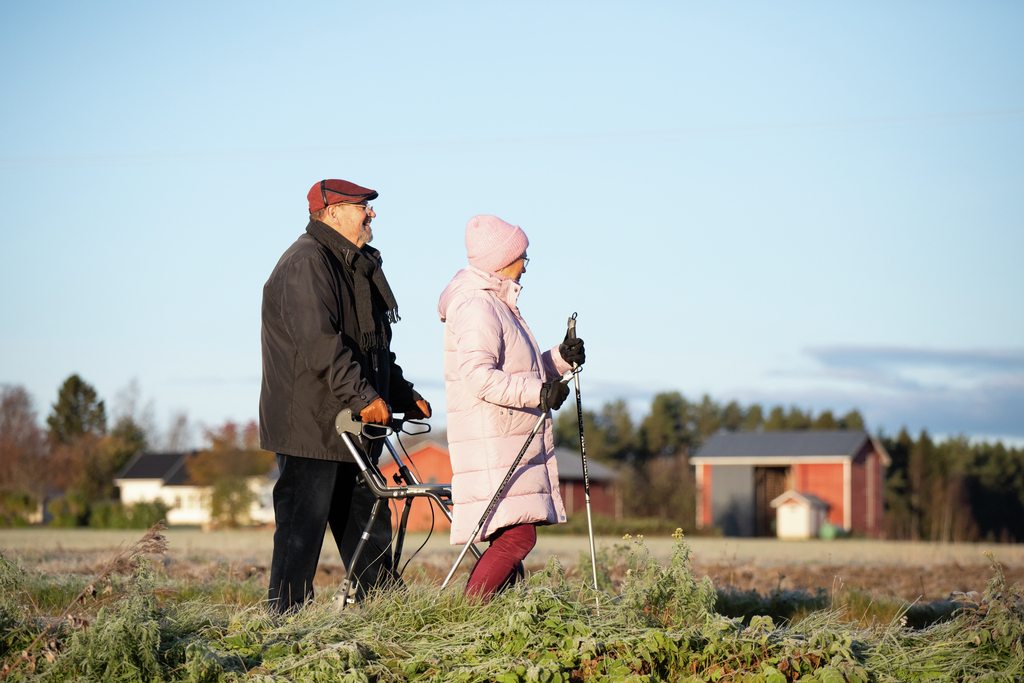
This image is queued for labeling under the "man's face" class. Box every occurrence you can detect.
[329,202,376,247]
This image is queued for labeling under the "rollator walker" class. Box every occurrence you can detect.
[332,408,482,607]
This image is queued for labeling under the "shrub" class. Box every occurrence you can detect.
[87,500,170,529]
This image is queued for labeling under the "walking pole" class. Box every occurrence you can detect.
[568,313,600,609]
[440,410,547,590]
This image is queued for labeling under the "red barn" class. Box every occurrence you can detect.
[552,447,621,520]
[377,441,620,533]
[691,430,889,538]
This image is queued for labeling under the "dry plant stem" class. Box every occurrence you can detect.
[0,521,169,681]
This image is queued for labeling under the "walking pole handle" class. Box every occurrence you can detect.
[567,313,577,343]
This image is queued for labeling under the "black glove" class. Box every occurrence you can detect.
[539,379,570,412]
[559,332,585,367]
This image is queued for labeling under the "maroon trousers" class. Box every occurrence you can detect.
[465,523,537,600]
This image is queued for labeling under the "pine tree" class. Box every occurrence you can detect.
[47,375,106,445]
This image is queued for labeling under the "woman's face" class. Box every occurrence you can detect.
[498,253,528,282]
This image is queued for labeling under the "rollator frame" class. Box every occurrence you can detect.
[333,408,481,607]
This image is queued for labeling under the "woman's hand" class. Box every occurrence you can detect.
[559,332,585,367]
[539,380,570,412]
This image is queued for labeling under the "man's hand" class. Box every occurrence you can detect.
[403,398,432,420]
[359,398,391,424]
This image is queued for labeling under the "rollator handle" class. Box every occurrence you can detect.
[335,408,393,439]
[335,408,431,439]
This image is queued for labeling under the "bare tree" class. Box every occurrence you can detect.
[112,378,159,447]
[165,411,192,451]
[0,385,49,517]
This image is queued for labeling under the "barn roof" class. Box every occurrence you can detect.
[552,448,619,481]
[692,430,873,462]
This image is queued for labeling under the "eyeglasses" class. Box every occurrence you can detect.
[332,203,372,214]
[521,256,529,267]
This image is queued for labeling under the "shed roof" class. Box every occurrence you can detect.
[770,490,831,509]
[693,430,870,461]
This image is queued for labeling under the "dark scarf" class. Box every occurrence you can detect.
[306,219,400,352]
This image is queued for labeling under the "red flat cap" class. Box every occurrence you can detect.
[307,179,378,214]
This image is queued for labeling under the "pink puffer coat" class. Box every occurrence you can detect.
[437,266,570,545]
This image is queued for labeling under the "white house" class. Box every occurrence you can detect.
[114,452,276,527]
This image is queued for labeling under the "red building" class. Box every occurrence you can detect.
[378,442,619,533]
[691,430,889,538]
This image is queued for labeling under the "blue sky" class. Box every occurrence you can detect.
[1,2,1021,447]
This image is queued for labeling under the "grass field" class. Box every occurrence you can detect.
[3,528,1021,602]
[3,526,1024,681]
[4,527,1021,564]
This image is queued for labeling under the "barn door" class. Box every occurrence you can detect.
[754,467,788,537]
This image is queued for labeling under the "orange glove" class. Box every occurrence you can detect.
[359,398,391,424]
[403,398,432,419]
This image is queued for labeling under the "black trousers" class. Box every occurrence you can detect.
[267,454,396,612]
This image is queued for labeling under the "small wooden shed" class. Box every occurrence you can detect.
[770,490,831,539]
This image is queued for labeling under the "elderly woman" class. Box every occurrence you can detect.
[437,214,586,599]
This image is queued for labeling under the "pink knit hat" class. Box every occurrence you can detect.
[465,215,529,272]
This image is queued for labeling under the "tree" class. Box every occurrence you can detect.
[694,395,722,442]
[596,400,636,463]
[111,378,157,449]
[742,404,764,432]
[0,385,49,524]
[111,415,148,457]
[763,406,787,431]
[618,454,695,529]
[554,404,602,455]
[187,420,275,528]
[839,410,865,430]
[812,410,838,430]
[906,429,933,541]
[966,440,1024,542]
[638,392,690,458]
[785,406,811,430]
[41,377,154,525]
[721,401,744,432]
[165,411,192,451]
[882,428,915,539]
[47,375,106,445]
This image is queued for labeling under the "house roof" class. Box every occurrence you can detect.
[116,451,276,488]
[117,452,192,481]
[692,430,872,463]
[552,448,619,481]
[163,456,196,487]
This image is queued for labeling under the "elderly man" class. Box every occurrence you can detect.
[260,178,430,612]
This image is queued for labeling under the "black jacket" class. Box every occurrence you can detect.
[259,220,420,461]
